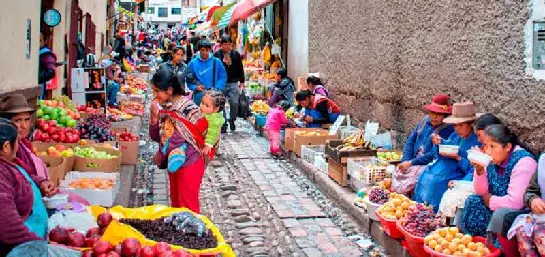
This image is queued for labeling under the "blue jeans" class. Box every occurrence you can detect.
[106,81,120,106]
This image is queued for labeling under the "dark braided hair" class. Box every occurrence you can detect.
[204,90,226,112]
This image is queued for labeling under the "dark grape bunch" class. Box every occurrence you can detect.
[120,218,218,250]
[400,204,442,237]
[368,187,390,204]
[77,114,116,142]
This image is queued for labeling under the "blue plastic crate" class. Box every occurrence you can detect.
[255,115,266,127]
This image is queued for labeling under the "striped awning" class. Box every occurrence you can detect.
[216,5,236,29]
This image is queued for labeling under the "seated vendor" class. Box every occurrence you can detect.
[413,102,481,212]
[392,94,454,195]
[461,124,536,238]
[508,154,545,257]
[306,76,329,97]
[0,119,48,256]
[268,69,295,107]
[294,90,341,128]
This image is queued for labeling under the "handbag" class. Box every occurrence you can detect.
[238,89,251,119]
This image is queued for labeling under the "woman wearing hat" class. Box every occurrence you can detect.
[413,102,482,212]
[0,94,88,205]
[391,94,455,195]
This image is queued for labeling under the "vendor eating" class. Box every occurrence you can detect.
[392,94,454,195]
[413,102,481,212]
[0,119,47,256]
[294,90,341,128]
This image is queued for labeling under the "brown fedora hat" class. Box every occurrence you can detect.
[0,94,35,114]
[443,102,479,124]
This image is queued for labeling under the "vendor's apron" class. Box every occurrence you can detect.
[16,165,48,238]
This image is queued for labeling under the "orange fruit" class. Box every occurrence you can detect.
[428,240,438,248]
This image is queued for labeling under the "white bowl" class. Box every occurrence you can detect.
[363,196,383,221]
[439,145,460,155]
[43,194,69,209]
[467,149,492,167]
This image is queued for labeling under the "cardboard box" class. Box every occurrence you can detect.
[43,157,66,186]
[118,141,139,164]
[284,128,326,152]
[328,159,348,187]
[294,130,337,157]
[74,147,122,172]
[32,142,76,174]
[61,171,120,207]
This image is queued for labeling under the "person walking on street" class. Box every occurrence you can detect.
[186,39,227,106]
[113,30,126,61]
[159,47,190,87]
[38,30,57,99]
[214,35,245,132]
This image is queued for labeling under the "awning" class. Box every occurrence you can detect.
[216,5,236,30]
[206,6,222,21]
[211,3,236,24]
[230,0,277,24]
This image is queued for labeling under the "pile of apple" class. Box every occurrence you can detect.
[126,75,147,90]
[37,100,79,127]
[78,105,103,115]
[34,119,81,143]
[36,144,74,158]
[49,212,112,249]
[116,129,139,142]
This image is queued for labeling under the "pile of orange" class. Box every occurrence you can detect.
[69,178,115,189]
[424,227,491,256]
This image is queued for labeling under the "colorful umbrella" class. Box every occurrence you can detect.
[230,0,277,24]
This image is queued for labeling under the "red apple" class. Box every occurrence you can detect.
[51,134,60,142]
[120,238,141,257]
[82,251,94,257]
[172,250,192,257]
[138,246,155,257]
[157,251,173,257]
[93,240,113,255]
[49,227,69,244]
[106,252,120,257]
[47,126,57,135]
[86,227,101,238]
[85,237,99,248]
[67,232,86,247]
[154,242,171,255]
[48,120,58,127]
[97,213,113,228]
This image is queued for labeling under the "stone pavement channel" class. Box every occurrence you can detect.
[196,121,373,257]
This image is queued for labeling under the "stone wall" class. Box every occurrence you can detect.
[308,0,545,152]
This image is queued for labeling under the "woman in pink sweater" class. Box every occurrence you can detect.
[461,124,537,238]
[265,101,290,156]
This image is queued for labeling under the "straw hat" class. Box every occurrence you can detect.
[0,94,35,114]
[443,102,479,124]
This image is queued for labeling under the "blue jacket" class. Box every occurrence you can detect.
[186,53,227,91]
[413,132,481,212]
[401,116,454,166]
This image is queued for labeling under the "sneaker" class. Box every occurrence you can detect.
[229,120,236,131]
[221,126,227,134]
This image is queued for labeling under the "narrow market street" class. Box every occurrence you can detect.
[150,120,373,257]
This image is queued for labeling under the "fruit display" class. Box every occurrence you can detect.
[424,227,491,256]
[68,178,115,189]
[78,105,104,115]
[338,129,372,151]
[116,129,139,142]
[36,145,74,158]
[120,213,218,250]
[37,99,80,126]
[295,131,324,137]
[377,193,416,220]
[377,151,402,162]
[34,120,81,143]
[399,204,442,237]
[107,107,133,122]
[74,147,116,159]
[126,75,147,90]
[368,187,390,204]
[77,114,117,142]
[120,101,145,116]
[250,100,270,115]
[120,85,145,95]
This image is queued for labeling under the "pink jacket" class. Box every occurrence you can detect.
[265,107,287,132]
[473,146,537,210]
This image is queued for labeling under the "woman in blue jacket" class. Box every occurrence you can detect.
[413,102,482,212]
[392,94,454,195]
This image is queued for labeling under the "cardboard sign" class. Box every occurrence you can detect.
[329,115,346,135]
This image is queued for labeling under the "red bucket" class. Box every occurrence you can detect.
[375,209,404,239]
[423,236,501,257]
[396,220,430,257]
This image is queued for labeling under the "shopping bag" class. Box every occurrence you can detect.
[88,205,235,257]
[238,89,251,119]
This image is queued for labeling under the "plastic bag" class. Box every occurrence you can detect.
[371,132,393,150]
[88,205,235,257]
[7,241,81,257]
[48,211,98,234]
[238,90,251,119]
[391,165,426,195]
[437,180,474,218]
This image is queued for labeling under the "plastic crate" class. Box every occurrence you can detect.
[301,145,325,164]
[338,126,360,140]
[60,171,120,207]
[347,157,394,186]
[313,155,328,173]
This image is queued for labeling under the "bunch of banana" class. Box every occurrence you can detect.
[337,130,372,151]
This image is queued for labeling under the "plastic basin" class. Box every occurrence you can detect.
[396,220,430,257]
[375,210,404,239]
[423,236,501,257]
[363,197,382,221]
